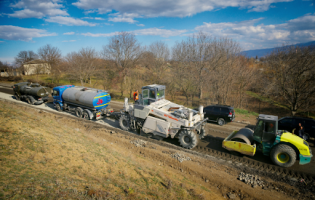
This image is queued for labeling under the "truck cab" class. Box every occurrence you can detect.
[140,84,165,106]
[52,85,75,107]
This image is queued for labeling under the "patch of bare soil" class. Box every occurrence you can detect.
[0,99,314,200]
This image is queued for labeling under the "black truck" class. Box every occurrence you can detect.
[13,82,51,105]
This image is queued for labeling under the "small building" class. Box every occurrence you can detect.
[23,60,51,75]
[0,66,22,77]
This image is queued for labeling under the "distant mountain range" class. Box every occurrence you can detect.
[241,41,315,58]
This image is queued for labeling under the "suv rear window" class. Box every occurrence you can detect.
[279,118,293,125]
[221,108,229,113]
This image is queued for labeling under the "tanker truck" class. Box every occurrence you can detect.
[52,85,112,120]
[13,82,51,105]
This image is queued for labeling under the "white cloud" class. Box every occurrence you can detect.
[95,17,105,20]
[195,14,315,50]
[0,25,57,41]
[83,10,97,15]
[108,13,139,23]
[133,28,187,37]
[82,17,105,20]
[63,32,75,35]
[82,32,118,37]
[82,17,94,19]
[45,16,97,26]
[0,41,4,43]
[82,28,187,38]
[73,0,292,22]
[62,40,76,42]
[8,0,68,19]
[137,24,145,27]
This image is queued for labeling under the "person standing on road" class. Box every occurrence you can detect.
[133,90,139,104]
[298,123,305,139]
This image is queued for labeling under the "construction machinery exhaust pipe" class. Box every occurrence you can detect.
[199,105,204,119]
[124,98,129,110]
[188,111,193,121]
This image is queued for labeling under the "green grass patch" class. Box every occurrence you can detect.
[234,108,258,116]
[246,91,288,110]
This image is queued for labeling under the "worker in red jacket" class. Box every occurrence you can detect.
[133,90,139,104]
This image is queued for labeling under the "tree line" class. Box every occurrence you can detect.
[5,31,315,116]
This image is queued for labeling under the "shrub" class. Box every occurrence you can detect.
[8,76,15,81]
[110,93,116,99]
[14,76,22,81]
[46,83,59,88]
[27,79,36,83]
[0,77,9,81]
[38,81,46,86]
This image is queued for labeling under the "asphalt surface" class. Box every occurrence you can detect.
[1,82,314,175]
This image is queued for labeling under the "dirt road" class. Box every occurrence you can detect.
[1,82,315,199]
[1,83,314,176]
[2,99,315,200]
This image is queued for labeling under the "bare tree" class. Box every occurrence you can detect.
[148,41,170,84]
[15,50,38,76]
[38,44,62,83]
[182,32,215,99]
[65,47,99,86]
[94,60,117,90]
[233,56,257,108]
[265,45,315,116]
[208,37,242,104]
[172,41,198,105]
[102,32,142,97]
[125,68,145,98]
[15,50,38,66]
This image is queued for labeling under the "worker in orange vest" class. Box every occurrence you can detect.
[133,90,139,103]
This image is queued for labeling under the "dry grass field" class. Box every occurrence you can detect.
[0,100,308,200]
[0,100,225,200]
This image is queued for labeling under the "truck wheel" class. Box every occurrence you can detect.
[218,118,225,126]
[178,130,198,149]
[75,107,83,118]
[270,144,296,167]
[119,114,130,131]
[83,111,90,120]
[56,104,61,112]
[14,95,20,101]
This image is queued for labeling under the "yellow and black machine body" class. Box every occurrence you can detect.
[222,114,312,167]
[13,82,50,105]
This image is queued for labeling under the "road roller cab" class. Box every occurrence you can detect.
[222,114,312,167]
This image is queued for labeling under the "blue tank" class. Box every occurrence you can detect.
[55,86,111,110]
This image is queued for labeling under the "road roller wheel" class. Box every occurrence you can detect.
[270,144,296,167]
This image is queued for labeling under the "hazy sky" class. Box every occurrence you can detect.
[0,0,315,64]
